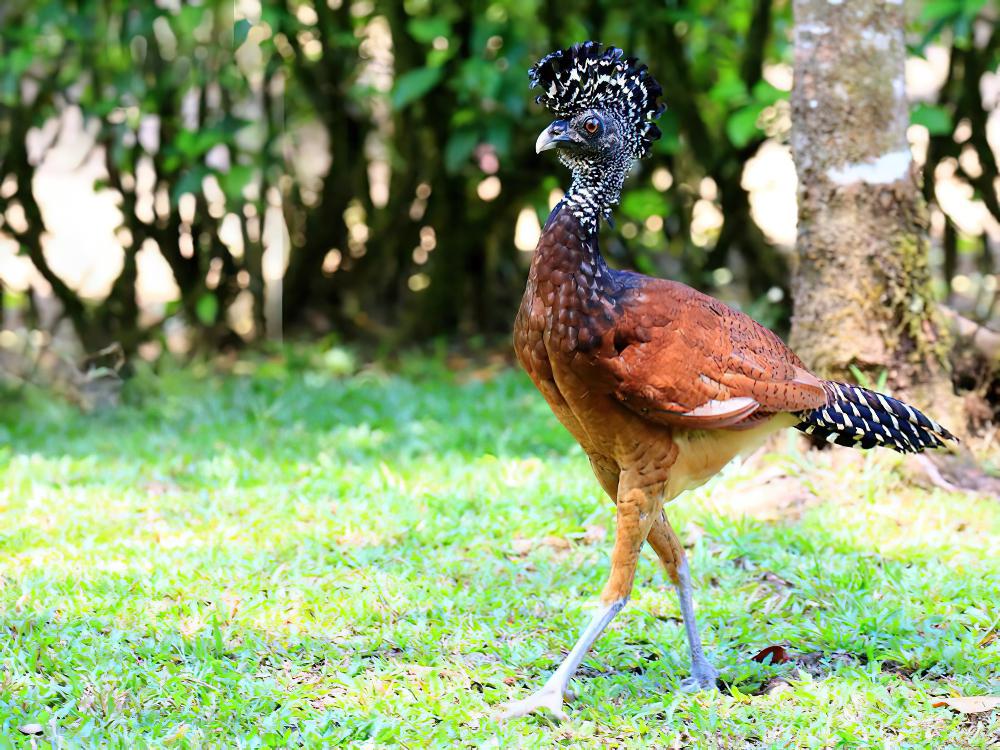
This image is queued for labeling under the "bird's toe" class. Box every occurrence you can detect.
[679,662,720,693]
[497,689,568,722]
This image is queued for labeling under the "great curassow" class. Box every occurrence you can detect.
[501,42,956,721]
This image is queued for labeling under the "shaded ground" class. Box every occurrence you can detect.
[0,352,998,747]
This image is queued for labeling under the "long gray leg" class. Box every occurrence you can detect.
[498,599,626,721]
[674,557,719,690]
[646,514,719,690]
[500,484,662,721]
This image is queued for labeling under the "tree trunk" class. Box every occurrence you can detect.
[789,0,954,411]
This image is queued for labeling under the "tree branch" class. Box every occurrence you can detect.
[939,305,1000,369]
[740,0,772,91]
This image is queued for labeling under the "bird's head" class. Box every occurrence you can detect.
[530,42,664,179]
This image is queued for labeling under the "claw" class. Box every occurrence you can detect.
[497,688,569,722]
[680,661,720,693]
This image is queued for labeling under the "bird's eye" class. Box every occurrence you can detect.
[583,117,600,134]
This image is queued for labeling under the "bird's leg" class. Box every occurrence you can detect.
[497,599,625,722]
[646,514,719,691]
[673,556,719,691]
[499,486,659,721]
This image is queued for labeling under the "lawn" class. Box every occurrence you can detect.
[1,350,998,748]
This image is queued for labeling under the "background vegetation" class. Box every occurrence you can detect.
[0,0,997,352]
[1,354,997,745]
[1,3,998,745]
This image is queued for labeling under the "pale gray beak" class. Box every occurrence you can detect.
[535,119,574,154]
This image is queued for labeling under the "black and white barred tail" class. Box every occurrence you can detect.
[795,381,956,453]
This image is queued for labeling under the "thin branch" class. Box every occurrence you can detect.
[740,0,772,91]
[939,305,1000,368]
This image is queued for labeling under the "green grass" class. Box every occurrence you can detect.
[1,352,998,748]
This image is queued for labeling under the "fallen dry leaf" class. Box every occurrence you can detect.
[683,521,706,547]
[750,645,789,665]
[541,535,571,550]
[162,722,190,743]
[744,477,818,520]
[143,480,178,496]
[510,539,533,556]
[759,571,793,588]
[582,524,607,544]
[931,696,1000,714]
[511,536,573,555]
[763,677,792,695]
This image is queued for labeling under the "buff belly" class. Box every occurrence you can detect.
[667,413,798,498]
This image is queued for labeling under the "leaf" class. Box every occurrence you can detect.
[751,80,787,106]
[170,166,207,205]
[931,696,1000,714]
[218,114,252,136]
[196,294,218,325]
[728,683,752,704]
[511,538,533,556]
[444,129,478,173]
[484,121,512,160]
[220,164,255,201]
[750,645,789,664]
[758,571,793,588]
[175,5,206,36]
[910,104,953,136]
[234,18,251,47]
[653,109,681,155]
[407,17,450,44]
[541,535,570,550]
[174,127,230,159]
[621,189,668,220]
[726,105,763,148]
[391,67,442,110]
[457,59,501,100]
[919,0,978,23]
[708,76,748,106]
[321,347,357,376]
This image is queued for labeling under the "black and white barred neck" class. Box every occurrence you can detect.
[558,145,632,235]
[531,42,664,236]
[795,381,957,454]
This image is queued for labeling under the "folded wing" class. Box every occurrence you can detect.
[590,278,827,429]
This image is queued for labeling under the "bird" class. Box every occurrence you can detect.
[503,41,956,721]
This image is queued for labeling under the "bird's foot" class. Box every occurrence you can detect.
[679,660,720,693]
[497,687,569,722]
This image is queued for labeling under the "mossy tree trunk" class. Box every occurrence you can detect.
[789,0,954,410]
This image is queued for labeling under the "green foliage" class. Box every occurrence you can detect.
[392,67,444,110]
[0,357,997,744]
[848,364,889,392]
[916,0,989,47]
[622,189,671,222]
[0,0,995,350]
[911,104,953,136]
[726,105,765,148]
[0,0,271,350]
[195,293,219,326]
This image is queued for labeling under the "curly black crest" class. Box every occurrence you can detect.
[529,41,664,158]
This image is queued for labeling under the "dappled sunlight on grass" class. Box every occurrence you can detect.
[0,360,997,745]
